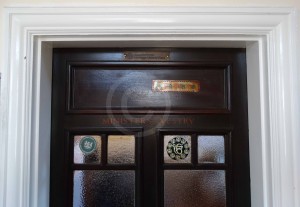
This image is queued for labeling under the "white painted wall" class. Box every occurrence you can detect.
[0,0,299,72]
[0,6,299,207]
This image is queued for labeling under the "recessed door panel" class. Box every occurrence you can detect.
[69,66,229,112]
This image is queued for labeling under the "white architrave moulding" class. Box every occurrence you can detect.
[0,7,299,207]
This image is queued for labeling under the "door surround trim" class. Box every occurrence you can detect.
[0,6,299,207]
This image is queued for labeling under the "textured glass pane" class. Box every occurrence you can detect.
[108,135,135,164]
[74,135,101,164]
[164,135,191,163]
[73,170,135,207]
[198,136,225,163]
[164,170,226,207]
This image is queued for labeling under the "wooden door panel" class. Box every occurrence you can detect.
[51,48,251,207]
[68,64,229,112]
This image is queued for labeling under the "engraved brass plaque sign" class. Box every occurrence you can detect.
[124,51,170,61]
[152,80,200,92]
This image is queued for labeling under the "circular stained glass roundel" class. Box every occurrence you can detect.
[79,136,97,154]
[166,137,190,160]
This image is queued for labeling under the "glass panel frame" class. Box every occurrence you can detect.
[164,170,227,207]
[158,129,230,207]
[73,135,102,164]
[107,135,136,164]
[73,170,136,207]
[69,128,143,207]
[198,135,225,164]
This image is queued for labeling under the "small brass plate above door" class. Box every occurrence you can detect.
[124,51,170,61]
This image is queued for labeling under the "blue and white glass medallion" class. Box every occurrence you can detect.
[79,136,97,154]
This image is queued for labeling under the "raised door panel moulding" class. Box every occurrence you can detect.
[0,7,299,207]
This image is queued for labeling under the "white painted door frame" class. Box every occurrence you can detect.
[0,7,299,207]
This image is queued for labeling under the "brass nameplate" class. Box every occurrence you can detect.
[124,51,169,61]
[152,80,200,92]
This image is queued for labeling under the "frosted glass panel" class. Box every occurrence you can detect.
[164,135,191,163]
[73,170,135,207]
[108,135,135,164]
[74,135,101,164]
[198,136,225,163]
[164,170,226,207]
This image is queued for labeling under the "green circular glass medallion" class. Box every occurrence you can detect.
[167,137,190,160]
[79,136,97,154]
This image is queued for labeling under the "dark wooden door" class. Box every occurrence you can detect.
[51,48,251,207]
